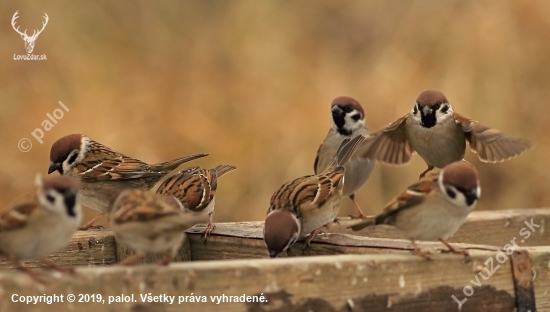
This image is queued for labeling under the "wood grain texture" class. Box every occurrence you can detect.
[526,246,550,311]
[0,252,516,312]
[0,230,116,270]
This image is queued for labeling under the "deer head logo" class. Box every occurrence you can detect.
[11,11,49,54]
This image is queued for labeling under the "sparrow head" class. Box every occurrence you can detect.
[411,90,454,128]
[263,209,301,258]
[48,134,89,175]
[35,174,81,218]
[330,96,366,136]
[438,161,480,208]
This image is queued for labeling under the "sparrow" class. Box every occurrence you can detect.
[0,175,81,276]
[314,96,375,219]
[48,134,208,230]
[156,164,237,241]
[264,134,365,258]
[358,90,534,178]
[109,189,206,265]
[349,161,480,259]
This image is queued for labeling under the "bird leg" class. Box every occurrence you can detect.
[79,212,107,230]
[203,212,215,243]
[439,238,469,257]
[411,240,432,260]
[40,258,74,274]
[12,257,46,283]
[348,194,368,219]
[419,165,435,179]
[304,225,328,248]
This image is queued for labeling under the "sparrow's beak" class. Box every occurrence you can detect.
[48,162,61,174]
[269,250,279,258]
[331,105,344,117]
[422,106,432,116]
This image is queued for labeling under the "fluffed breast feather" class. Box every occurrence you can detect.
[268,167,345,214]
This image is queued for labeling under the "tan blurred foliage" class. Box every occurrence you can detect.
[0,1,549,226]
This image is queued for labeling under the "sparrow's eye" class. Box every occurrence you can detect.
[46,194,55,203]
[433,103,440,110]
[446,189,456,199]
[351,114,361,121]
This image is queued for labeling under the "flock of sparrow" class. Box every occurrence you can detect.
[0,90,534,279]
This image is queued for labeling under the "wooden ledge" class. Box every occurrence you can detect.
[0,251,532,311]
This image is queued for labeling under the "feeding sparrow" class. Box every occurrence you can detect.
[314,96,375,219]
[358,90,534,178]
[48,134,208,230]
[0,175,81,276]
[156,164,237,241]
[109,189,206,265]
[264,134,365,258]
[349,161,480,259]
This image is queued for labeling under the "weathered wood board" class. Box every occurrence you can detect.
[0,252,519,312]
[0,231,116,270]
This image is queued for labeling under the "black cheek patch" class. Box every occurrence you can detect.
[67,152,78,165]
[351,114,361,121]
[440,105,449,114]
[64,194,77,217]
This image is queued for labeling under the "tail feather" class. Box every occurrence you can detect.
[150,153,209,172]
[323,135,366,173]
[213,164,238,178]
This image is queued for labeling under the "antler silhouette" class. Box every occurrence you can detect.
[11,11,49,53]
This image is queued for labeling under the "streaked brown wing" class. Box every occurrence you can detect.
[112,190,183,223]
[268,168,345,215]
[455,113,534,163]
[374,173,438,225]
[157,168,213,212]
[0,203,37,232]
[78,156,158,181]
[357,114,414,165]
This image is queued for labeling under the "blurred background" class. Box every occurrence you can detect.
[0,0,548,227]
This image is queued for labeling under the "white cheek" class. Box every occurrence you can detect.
[344,115,365,131]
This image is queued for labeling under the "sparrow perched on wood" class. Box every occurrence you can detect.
[264,134,365,258]
[0,175,81,276]
[314,96,375,219]
[109,189,206,265]
[358,90,534,178]
[349,161,480,259]
[156,164,237,241]
[48,134,208,230]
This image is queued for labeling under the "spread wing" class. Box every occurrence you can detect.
[455,113,534,163]
[357,114,414,165]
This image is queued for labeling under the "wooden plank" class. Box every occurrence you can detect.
[526,246,550,311]
[0,251,517,312]
[0,230,116,270]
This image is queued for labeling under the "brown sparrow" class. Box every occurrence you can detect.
[264,134,365,258]
[48,134,208,230]
[0,175,81,275]
[156,164,237,241]
[349,161,480,259]
[314,96,375,219]
[358,90,534,178]
[109,189,206,265]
